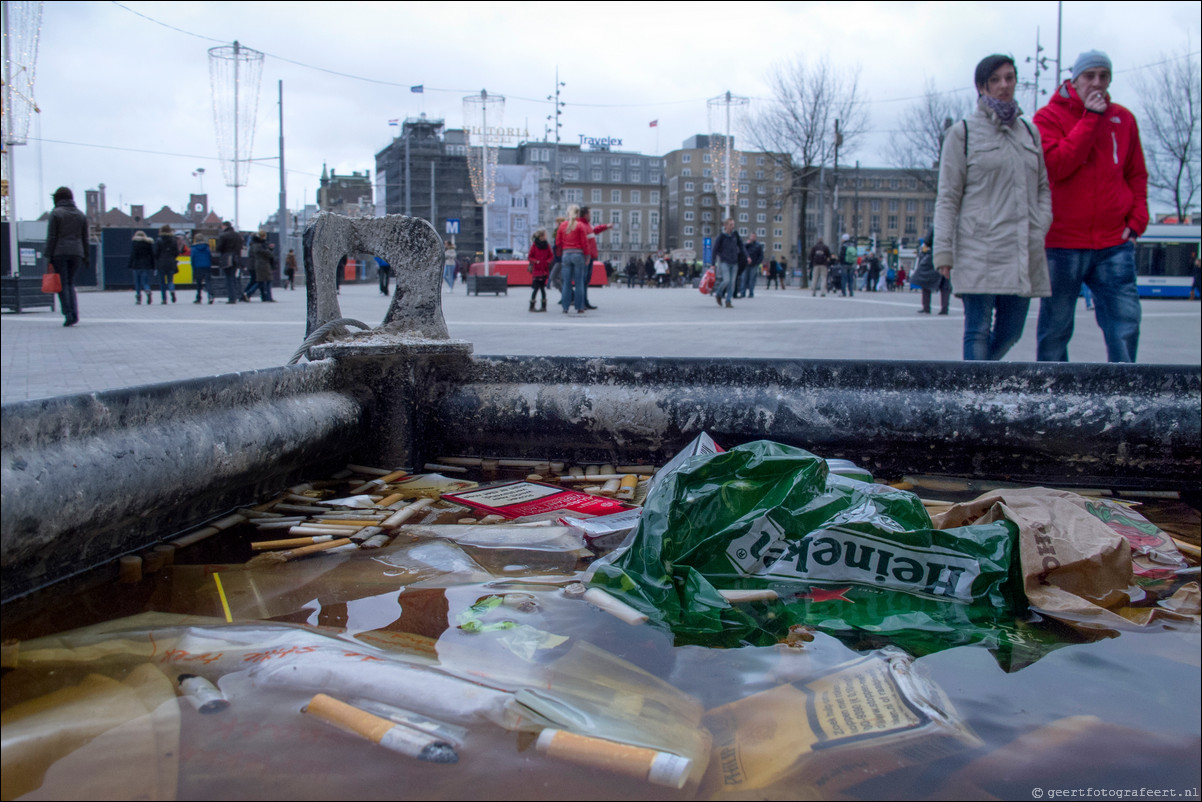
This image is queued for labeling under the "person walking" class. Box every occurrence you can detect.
[527,229,553,312]
[865,250,882,292]
[578,206,610,310]
[284,249,298,290]
[934,53,1052,361]
[555,205,593,314]
[740,232,764,298]
[45,186,89,326]
[836,234,857,297]
[712,218,748,308]
[191,233,215,304]
[376,256,392,296]
[153,224,180,304]
[216,221,243,304]
[246,231,277,301]
[128,230,156,305]
[1033,50,1149,363]
[443,241,457,291]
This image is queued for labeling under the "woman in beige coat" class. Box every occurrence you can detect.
[934,54,1052,360]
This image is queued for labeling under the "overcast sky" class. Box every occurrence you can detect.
[6,0,1200,229]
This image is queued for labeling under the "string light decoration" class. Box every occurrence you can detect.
[208,41,264,229]
[2,0,42,277]
[706,91,749,220]
[463,90,504,276]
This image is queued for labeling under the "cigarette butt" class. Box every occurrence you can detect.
[434,456,483,466]
[582,485,603,494]
[600,464,615,475]
[616,474,639,500]
[286,492,323,504]
[289,525,365,537]
[720,589,780,603]
[350,479,387,495]
[582,588,648,625]
[142,549,166,574]
[346,464,396,476]
[273,503,331,515]
[178,674,229,713]
[377,493,406,508]
[379,469,410,483]
[557,474,632,483]
[154,544,176,567]
[315,519,385,527]
[534,462,551,474]
[424,463,469,474]
[304,694,458,763]
[171,525,221,550]
[360,533,393,549]
[251,535,335,552]
[568,466,584,478]
[457,517,479,525]
[1171,537,1200,560]
[481,459,499,473]
[599,479,621,496]
[479,515,506,525]
[239,509,285,519]
[253,495,288,511]
[616,465,657,475]
[585,465,600,477]
[290,483,313,494]
[118,555,143,584]
[526,474,544,482]
[497,458,543,468]
[549,461,565,473]
[535,729,691,789]
[349,526,384,544]
[1,639,18,669]
[277,538,353,561]
[382,498,436,529]
[252,518,311,530]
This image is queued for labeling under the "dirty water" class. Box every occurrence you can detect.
[2,465,1199,801]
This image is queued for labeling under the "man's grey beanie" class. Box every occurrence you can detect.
[1071,50,1112,80]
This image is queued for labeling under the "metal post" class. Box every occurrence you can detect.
[233,41,240,230]
[404,130,411,216]
[3,1,18,277]
[724,91,732,220]
[430,160,435,227]
[482,91,490,277]
[277,80,287,259]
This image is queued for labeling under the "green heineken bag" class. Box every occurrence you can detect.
[589,440,1025,656]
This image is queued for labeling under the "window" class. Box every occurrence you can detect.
[870,178,880,189]
[923,215,933,231]
[684,211,695,221]
[563,155,579,163]
[702,225,713,235]
[907,178,917,190]
[682,168,692,177]
[702,211,713,221]
[757,185,767,194]
[684,225,695,235]
[756,227,767,237]
[702,196,714,206]
[888,199,899,212]
[649,191,660,204]
[685,196,694,206]
[906,199,917,213]
[739,183,749,193]
[756,213,767,222]
[650,173,660,183]
[564,188,583,202]
[887,214,898,230]
[756,157,765,166]
[611,157,621,165]
[703,182,714,193]
[871,199,881,212]
[774,214,783,223]
[871,215,880,230]
[681,154,691,163]
[773,228,783,237]
[611,189,622,203]
[757,199,767,208]
[649,211,659,228]
[703,153,712,163]
[610,210,621,225]
[591,189,602,202]
[739,226,749,236]
[631,173,641,183]
[630,190,641,204]
[611,231,621,245]
[755,171,764,179]
[740,155,747,165]
[738,198,749,208]
[610,171,621,182]
[925,200,935,213]
[775,172,784,181]
[684,239,694,249]
[739,170,748,179]
[738,213,749,222]
[591,169,602,180]
[905,216,917,234]
[684,182,695,192]
[564,168,579,180]
[773,242,783,251]
[630,210,641,227]
[703,168,712,178]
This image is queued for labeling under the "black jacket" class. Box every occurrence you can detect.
[154,235,180,274]
[746,239,765,268]
[128,235,156,271]
[714,231,747,266]
[46,199,89,259]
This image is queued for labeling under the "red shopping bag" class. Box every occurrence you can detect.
[699,267,716,295]
[42,266,62,294]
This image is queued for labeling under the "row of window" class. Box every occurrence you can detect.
[561,154,665,170]
[562,188,662,204]
[682,225,785,237]
[682,153,770,167]
[842,176,921,191]
[680,167,784,182]
[845,199,933,213]
[678,238,786,253]
[832,215,934,234]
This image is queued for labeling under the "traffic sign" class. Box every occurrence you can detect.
[445,219,460,235]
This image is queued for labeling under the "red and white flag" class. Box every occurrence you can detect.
[649,120,658,128]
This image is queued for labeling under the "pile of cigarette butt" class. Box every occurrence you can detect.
[152,458,659,571]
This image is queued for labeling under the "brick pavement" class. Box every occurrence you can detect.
[3,280,1199,404]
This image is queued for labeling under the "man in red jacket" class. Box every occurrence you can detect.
[1033,50,1148,363]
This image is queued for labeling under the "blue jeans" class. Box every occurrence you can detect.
[740,265,758,297]
[443,263,456,290]
[133,269,152,294]
[715,260,737,303]
[560,251,587,311]
[159,272,175,301]
[841,265,855,296]
[1037,242,1140,363]
[961,294,1031,361]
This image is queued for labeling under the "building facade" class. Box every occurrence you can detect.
[823,166,937,251]
[318,166,374,218]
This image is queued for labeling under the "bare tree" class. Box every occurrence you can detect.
[885,80,972,193]
[1135,52,1201,222]
[743,56,868,276]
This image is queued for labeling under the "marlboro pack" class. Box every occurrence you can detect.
[442,481,633,520]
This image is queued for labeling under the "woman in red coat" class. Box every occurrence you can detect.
[527,228,554,312]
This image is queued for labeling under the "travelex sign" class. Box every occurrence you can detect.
[579,135,623,148]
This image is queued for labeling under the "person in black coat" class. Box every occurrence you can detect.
[45,186,89,326]
[153,224,180,303]
[127,230,156,304]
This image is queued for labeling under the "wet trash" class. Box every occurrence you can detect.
[303,693,459,763]
[178,673,230,713]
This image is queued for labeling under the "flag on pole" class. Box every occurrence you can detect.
[649,120,658,127]
[410,85,424,94]
[388,119,399,126]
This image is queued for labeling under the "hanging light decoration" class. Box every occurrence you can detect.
[706,91,749,220]
[463,90,504,276]
[208,41,264,229]
[2,0,43,278]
